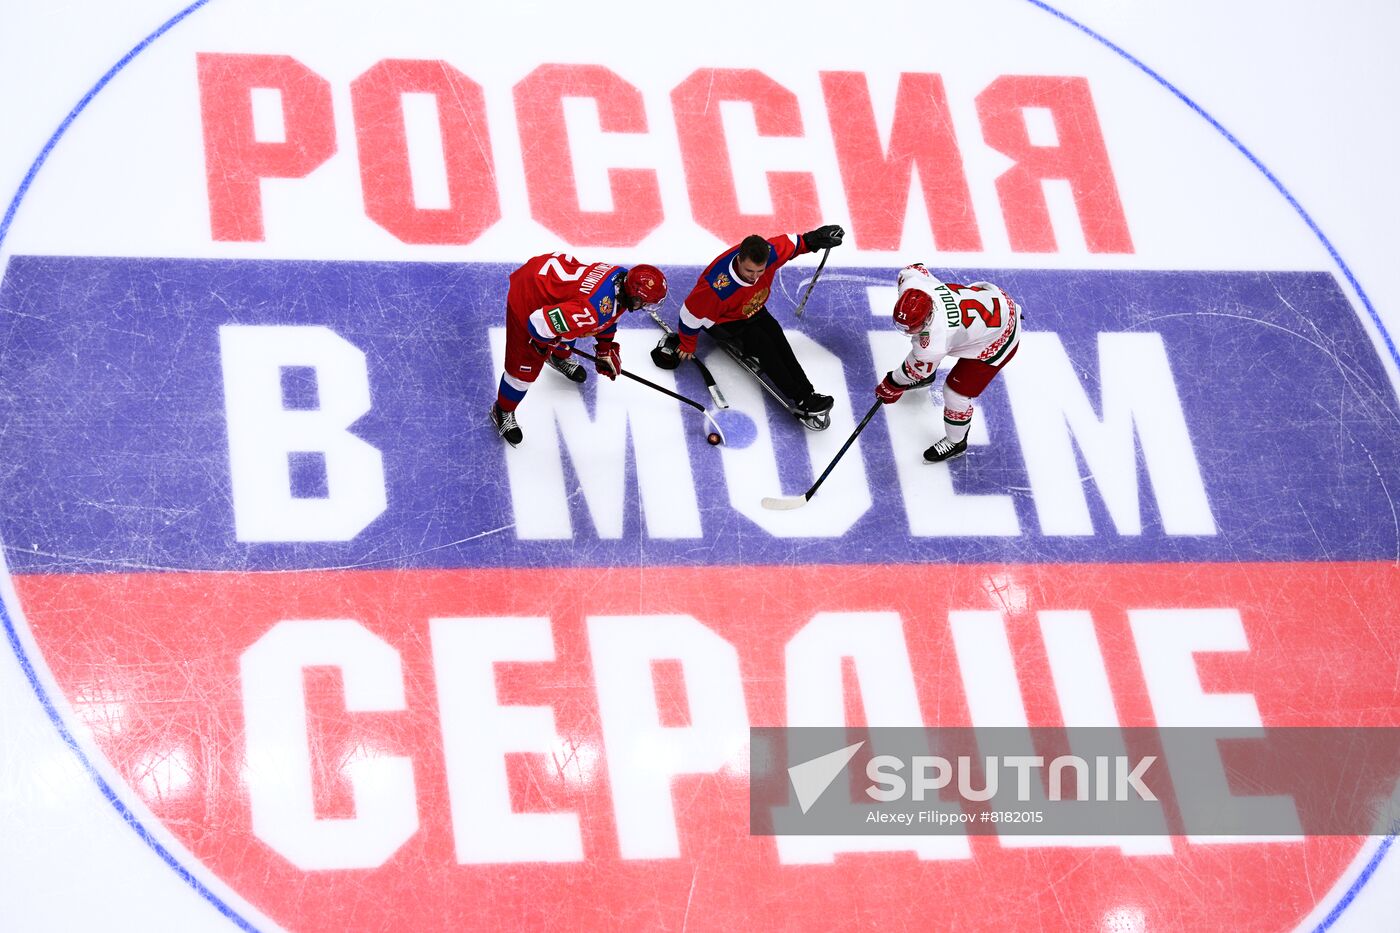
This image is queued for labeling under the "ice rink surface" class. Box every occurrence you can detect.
[1,1,1398,930]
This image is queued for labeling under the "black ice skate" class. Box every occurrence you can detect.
[793,392,833,431]
[923,436,968,463]
[490,403,523,447]
[546,353,587,383]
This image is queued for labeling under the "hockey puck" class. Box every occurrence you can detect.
[706,432,722,446]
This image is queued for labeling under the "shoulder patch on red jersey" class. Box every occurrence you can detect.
[705,249,744,298]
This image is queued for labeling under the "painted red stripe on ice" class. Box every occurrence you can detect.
[16,561,1399,932]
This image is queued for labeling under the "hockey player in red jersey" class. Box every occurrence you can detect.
[491,253,667,447]
[652,225,845,430]
[874,263,1022,462]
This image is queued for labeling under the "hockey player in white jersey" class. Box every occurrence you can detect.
[874,263,1022,462]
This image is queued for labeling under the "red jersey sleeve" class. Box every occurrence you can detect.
[527,298,600,343]
[767,232,808,267]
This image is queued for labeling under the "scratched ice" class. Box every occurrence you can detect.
[4,251,1399,931]
[0,2,1398,932]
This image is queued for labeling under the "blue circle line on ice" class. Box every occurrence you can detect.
[0,6,266,931]
[0,1,1390,930]
[1022,0,1398,376]
[0,1,209,253]
[1020,3,1397,925]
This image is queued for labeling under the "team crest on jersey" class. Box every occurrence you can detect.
[0,5,1396,933]
[741,288,768,317]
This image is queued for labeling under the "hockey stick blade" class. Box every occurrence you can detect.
[760,494,809,511]
[647,308,730,410]
[759,399,883,510]
[703,410,727,447]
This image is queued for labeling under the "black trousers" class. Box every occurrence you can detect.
[708,307,813,403]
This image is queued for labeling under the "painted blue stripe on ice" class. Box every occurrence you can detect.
[2,258,1396,571]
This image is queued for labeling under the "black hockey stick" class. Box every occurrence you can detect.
[645,308,728,410]
[792,247,831,319]
[761,399,883,510]
[571,346,726,445]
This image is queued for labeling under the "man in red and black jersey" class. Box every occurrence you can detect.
[655,224,844,428]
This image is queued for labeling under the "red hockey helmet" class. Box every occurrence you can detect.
[892,288,934,334]
[623,264,667,309]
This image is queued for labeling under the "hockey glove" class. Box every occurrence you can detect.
[875,372,906,404]
[650,333,681,371]
[803,224,845,251]
[595,337,621,380]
